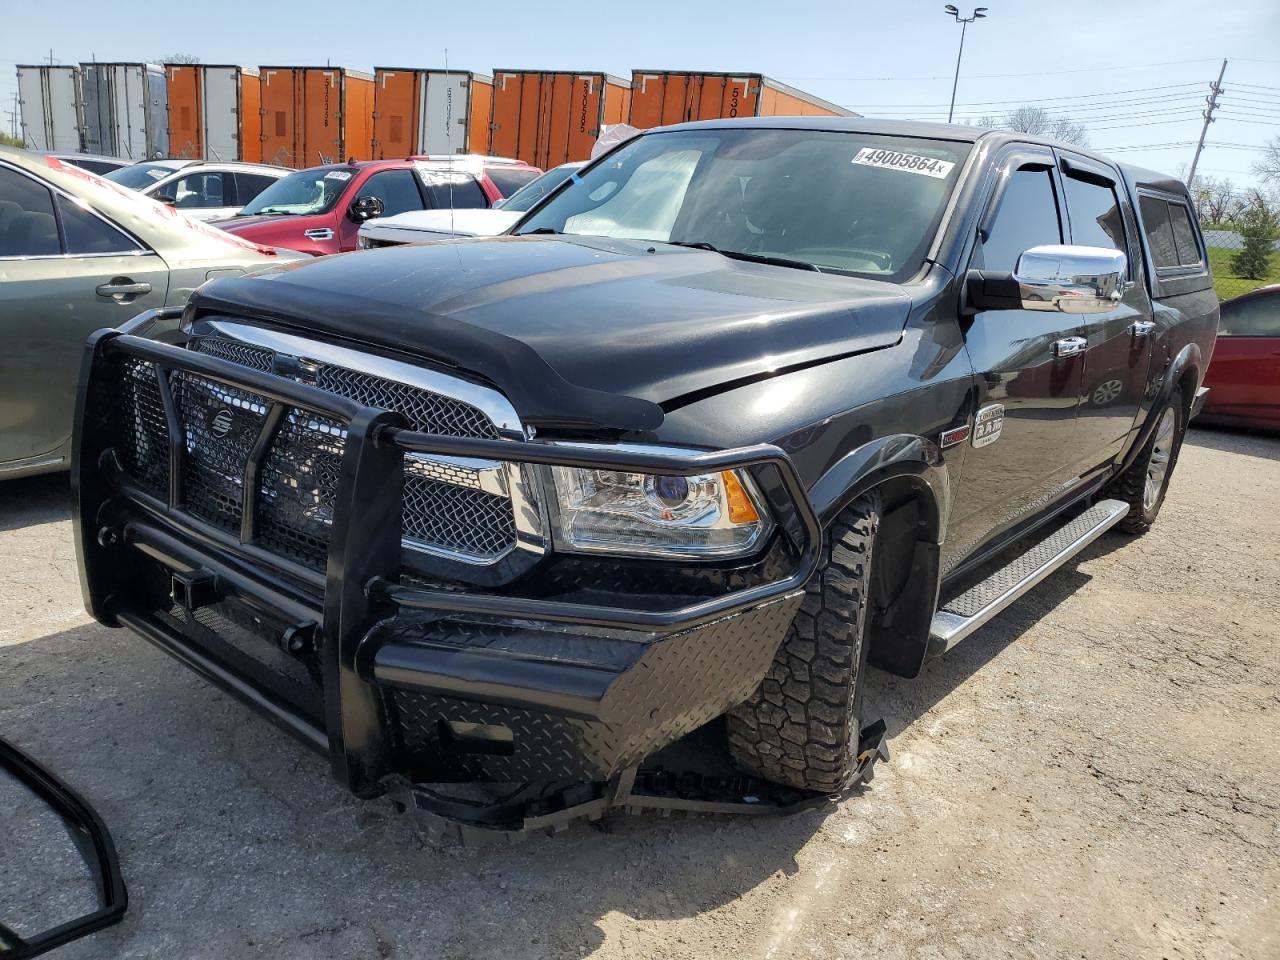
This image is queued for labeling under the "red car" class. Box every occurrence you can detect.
[1199,284,1280,430]
[212,156,540,257]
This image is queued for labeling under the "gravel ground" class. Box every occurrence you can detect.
[1,426,1276,960]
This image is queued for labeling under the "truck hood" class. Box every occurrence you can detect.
[361,208,523,240]
[190,235,911,424]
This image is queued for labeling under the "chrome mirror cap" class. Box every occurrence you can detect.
[1013,244,1127,315]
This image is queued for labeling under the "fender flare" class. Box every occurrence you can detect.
[1120,341,1202,475]
[807,433,950,539]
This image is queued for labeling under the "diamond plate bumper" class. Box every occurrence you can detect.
[73,327,821,799]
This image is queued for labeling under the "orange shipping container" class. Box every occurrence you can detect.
[490,71,631,168]
[166,64,263,162]
[372,69,494,158]
[259,67,374,168]
[628,72,854,129]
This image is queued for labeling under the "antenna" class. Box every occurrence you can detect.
[445,47,455,235]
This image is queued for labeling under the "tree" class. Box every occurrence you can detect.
[0,132,24,148]
[159,53,200,64]
[1187,175,1244,226]
[1255,136,1280,187]
[978,106,1089,147]
[1229,196,1278,280]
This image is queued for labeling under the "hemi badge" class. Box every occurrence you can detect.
[940,425,971,449]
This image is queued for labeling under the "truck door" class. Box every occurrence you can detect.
[1055,152,1154,471]
[948,148,1084,556]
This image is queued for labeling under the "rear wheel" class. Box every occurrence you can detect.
[1110,394,1186,534]
[726,492,880,793]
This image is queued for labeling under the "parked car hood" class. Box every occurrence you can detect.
[190,234,911,414]
[361,208,523,240]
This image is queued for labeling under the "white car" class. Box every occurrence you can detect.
[358,161,583,248]
[104,160,290,221]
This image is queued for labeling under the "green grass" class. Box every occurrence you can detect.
[1207,246,1279,302]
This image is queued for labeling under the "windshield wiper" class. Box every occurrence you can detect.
[520,227,561,235]
[250,208,298,216]
[665,241,822,273]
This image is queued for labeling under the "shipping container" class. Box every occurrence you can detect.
[15,65,84,152]
[489,71,632,168]
[259,67,375,168]
[628,72,854,129]
[372,69,493,158]
[80,62,168,159]
[165,64,262,162]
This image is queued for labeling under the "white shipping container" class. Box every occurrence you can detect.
[81,62,168,159]
[16,65,83,152]
[372,69,492,158]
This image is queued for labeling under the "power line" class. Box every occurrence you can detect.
[840,82,1204,108]
[782,57,1223,83]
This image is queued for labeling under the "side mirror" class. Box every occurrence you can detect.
[348,195,385,223]
[155,194,177,206]
[965,244,1127,315]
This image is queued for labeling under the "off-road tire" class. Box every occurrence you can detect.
[1109,391,1186,534]
[726,492,880,793]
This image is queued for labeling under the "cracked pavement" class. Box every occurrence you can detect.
[1,425,1277,959]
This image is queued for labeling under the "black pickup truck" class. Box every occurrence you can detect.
[73,118,1217,832]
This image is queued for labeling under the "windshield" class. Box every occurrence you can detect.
[239,166,353,216]
[104,162,183,190]
[502,164,581,213]
[516,129,969,281]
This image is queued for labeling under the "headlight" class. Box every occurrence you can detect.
[548,466,773,559]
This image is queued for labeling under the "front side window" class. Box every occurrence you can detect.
[1219,295,1280,337]
[502,164,579,212]
[0,166,60,257]
[517,129,970,280]
[164,171,227,209]
[980,167,1062,273]
[1064,173,1129,275]
[238,166,353,216]
[360,169,427,217]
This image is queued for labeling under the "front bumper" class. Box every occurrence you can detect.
[73,329,820,797]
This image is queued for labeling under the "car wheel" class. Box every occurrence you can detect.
[1109,393,1186,534]
[726,492,880,793]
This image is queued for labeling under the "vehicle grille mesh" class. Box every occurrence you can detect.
[114,334,520,570]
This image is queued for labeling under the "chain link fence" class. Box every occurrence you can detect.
[1190,183,1279,303]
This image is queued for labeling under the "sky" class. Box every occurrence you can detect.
[3,0,1278,187]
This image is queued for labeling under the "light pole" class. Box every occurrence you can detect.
[944,5,987,124]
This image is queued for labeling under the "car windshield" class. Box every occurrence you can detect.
[516,129,970,281]
[502,164,580,213]
[239,166,353,216]
[104,162,183,190]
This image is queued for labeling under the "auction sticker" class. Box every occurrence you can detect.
[324,170,353,181]
[852,147,955,179]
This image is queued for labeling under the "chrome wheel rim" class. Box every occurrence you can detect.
[1143,407,1177,511]
[1092,379,1123,406]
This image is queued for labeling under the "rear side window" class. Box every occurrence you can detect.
[486,166,541,197]
[422,175,488,210]
[1138,195,1203,270]
[1063,174,1130,275]
[980,167,1062,273]
[233,173,280,206]
[1168,202,1202,266]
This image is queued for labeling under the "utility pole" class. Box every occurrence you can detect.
[5,92,18,140]
[1187,59,1227,189]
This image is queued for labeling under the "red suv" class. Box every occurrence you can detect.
[212,157,541,256]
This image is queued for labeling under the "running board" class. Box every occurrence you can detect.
[929,499,1130,654]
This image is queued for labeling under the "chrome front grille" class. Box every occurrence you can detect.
[134,325,540,572]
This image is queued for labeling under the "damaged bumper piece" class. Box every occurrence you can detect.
[74,329,882,837]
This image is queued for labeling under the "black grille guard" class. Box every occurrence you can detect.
[74,327,822,796]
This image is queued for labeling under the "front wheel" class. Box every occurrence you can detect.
[726,492,880,793]
[1109,394,1186,534]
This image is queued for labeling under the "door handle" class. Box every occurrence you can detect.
[96,280,152,297]
[1130,320,1156,338]
[1054,336,1087,358]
